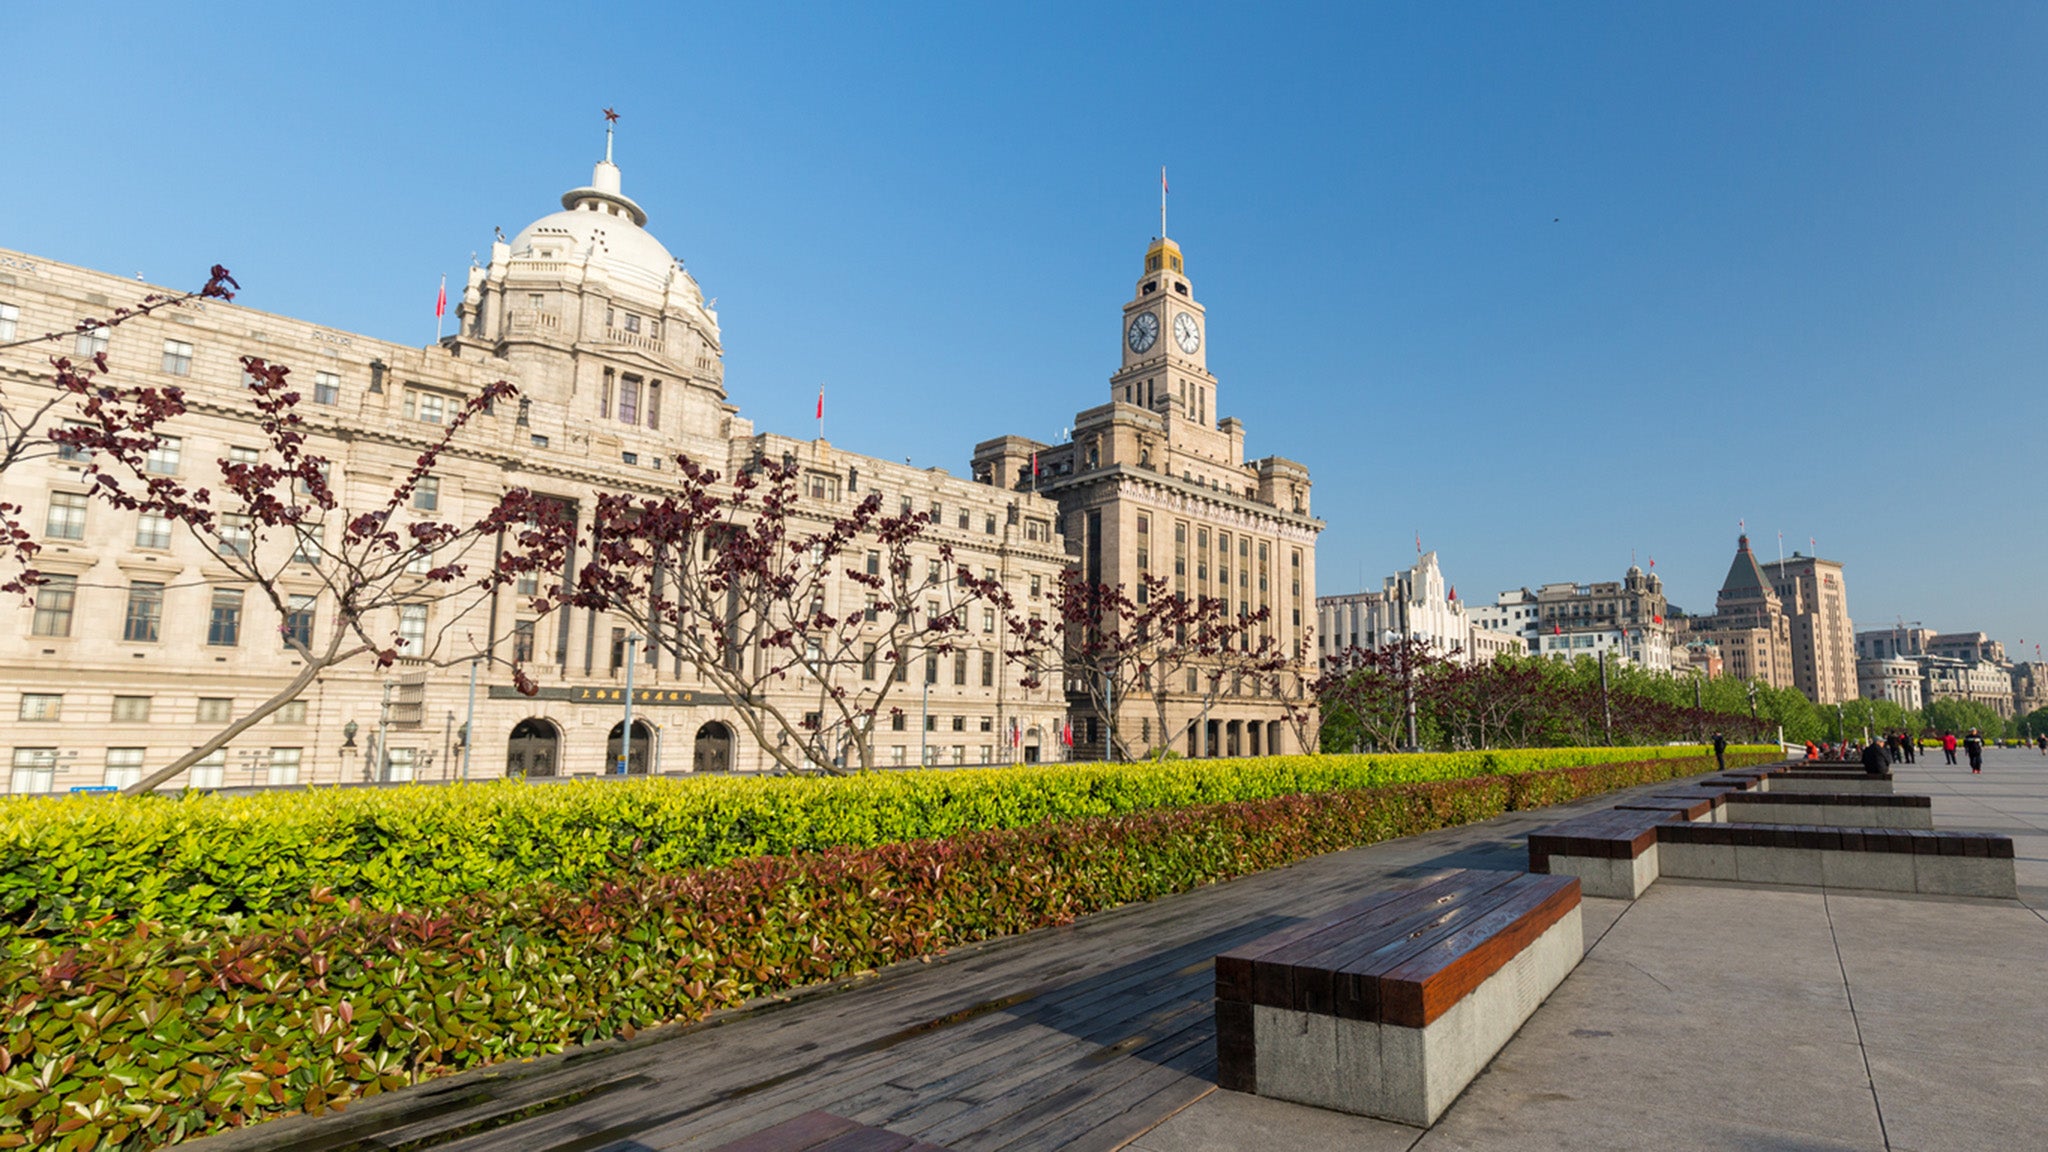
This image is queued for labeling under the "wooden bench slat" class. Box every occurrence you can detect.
[1322,878,1548,1022]
[1284,873,1525,1019]
[1240,872,1518,1011]
[1374,874,1580,1027]
[1215,888,1416,1003]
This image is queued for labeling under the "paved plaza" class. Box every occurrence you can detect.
[203,750,2048,1151]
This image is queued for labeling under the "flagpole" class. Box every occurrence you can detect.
[434,274,446,343]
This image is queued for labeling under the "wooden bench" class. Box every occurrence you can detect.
[709,1111,953,1152]
[1214,868,1582,1126]
[1529,811,2015,900]
[1657,823,2015,896]
[1720,790,1933,829]
[1765,770,1894,795]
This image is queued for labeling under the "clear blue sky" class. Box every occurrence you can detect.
[5,3,2043,656]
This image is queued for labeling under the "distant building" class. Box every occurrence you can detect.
[2014,663,2047,719]
[1682,638,1724,679]
[1856,657,1924,711]
[1316,552,1510,665]
[1469,591,1540,655]
[1856,626,1932,661]
[1921,657,2014,719]
[1760,552,1856,704]
[1929,631,2006,666]
[1508,566,1675,671]
[1687,535,1794,689]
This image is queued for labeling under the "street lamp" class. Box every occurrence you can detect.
[620,634,641,775]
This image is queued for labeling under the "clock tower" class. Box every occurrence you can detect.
[1111,235,1216,427]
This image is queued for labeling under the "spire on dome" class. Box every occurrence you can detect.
[603,106,618,163]
[559,107,647,227]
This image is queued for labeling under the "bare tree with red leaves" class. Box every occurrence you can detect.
[559,455,992,774]
[0,267,240,596]
[1007,569,1288,760]
[57,349,571,793]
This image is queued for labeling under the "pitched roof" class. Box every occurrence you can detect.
[1720,534,1769,597]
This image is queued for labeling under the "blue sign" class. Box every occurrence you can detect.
[69,785,119,794]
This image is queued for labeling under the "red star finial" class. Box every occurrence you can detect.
[603,107,619,124]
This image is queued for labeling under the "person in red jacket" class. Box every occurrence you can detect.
[1941,731,1959,766]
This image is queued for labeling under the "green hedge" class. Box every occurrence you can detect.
[0,746,1760,941]
[0,752,1765,1150]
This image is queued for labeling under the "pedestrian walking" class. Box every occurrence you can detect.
[1964,728,1985,775]
[1942,731,1959,765]
[1860,737,1890,776]
[1884,732,1901,764]
[2035,733,2046,757]
[1903,733,1917,764]
[1712,732,1727,772]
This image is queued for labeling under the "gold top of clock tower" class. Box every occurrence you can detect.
[1144,236,1184,277]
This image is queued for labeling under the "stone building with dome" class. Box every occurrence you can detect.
[0,136,1071,792]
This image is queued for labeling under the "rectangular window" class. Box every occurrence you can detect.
[983,608,995,633]
[127,509,171,550]
[45,492,87,540]
[954,651,968,685]
[56,420,91,463]
[405,390,447,424]
[0,302,16,341]
[104,748,145,789]
[925,655,938,684]
[413,476,440,511]
[267,747,302,786]
[314,371,341,405]
[618,376,641,424]
[216,513,253,558]
[122,582,164,642]
[189,749,226,790]
[145,437,181,476]
[292,525,323,566]
[892,745,907,766]
[226,445,260,471]
[277,700,307,724]
[623,312,641,333]
[981,650,995,687]
[196,697,234,723]
[18,694,61,721]
[30,576,76,637]
[862,642,877,681]
[513,619,537,663]
[600,369,613,419]
[161,339,194,375]
[111,695,152,722]
[925,714,937,732]
[75,326,108,358]
[892,711,906,731]
[206,589,243,646]
[985,514,996,534]
[398,604,427,651]
[645,379,661,429]
[284,594,316,649]
[9,749,56,795]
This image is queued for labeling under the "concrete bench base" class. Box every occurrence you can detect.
[1247,903,1582,1126]
[1765,776,1893,795]
[1723,794,1933,829]
[1658,826,2015,898]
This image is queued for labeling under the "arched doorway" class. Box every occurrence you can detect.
[507,718,560,778]
[694,721,734,773]
[606,720,654,775]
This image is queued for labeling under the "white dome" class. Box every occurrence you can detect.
[509,160,680,293]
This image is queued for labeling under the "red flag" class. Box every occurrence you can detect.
[1161,166,1168,196]
[815,385,823,420]
[1032,452,1040,477]
[1553,624,1562,636]
[434,276,447,319]
[1448,585,1457,602]
[1062,721,1073,747]
[1653,614,1664,624]
[1647,556,1655,568]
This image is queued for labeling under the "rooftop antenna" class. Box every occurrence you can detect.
[1160,166,1169,238]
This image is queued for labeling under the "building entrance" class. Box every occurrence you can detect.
[506,718,560,777]
[694,721,733,773]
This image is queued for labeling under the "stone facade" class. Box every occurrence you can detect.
[1856,657,1924,711]
[1319,553,1521,667]
[0,148,1071,793]
[1920,657,2015,718]
[1687,535,1794,689]
[1760,553,1856,705]
[1486,567,1674,671]
[974,235,1321,760]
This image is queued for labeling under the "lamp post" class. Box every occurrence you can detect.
[375,680,394,783]
[919,673,930,767]
[1599,649,1612,746]
[461,654,480,781]
[619,634,641,775]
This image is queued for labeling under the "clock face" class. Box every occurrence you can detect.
[1173,312,1201,354]
[1127,312,1159,353]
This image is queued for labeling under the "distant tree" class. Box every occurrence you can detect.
[62,354,570,793]
[1923,697,2006,741]
[561,455,987,774]
[0,267,239,595]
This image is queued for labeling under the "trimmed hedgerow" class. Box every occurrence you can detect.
[0,752,1768,1150]
[0,745,1763,941]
